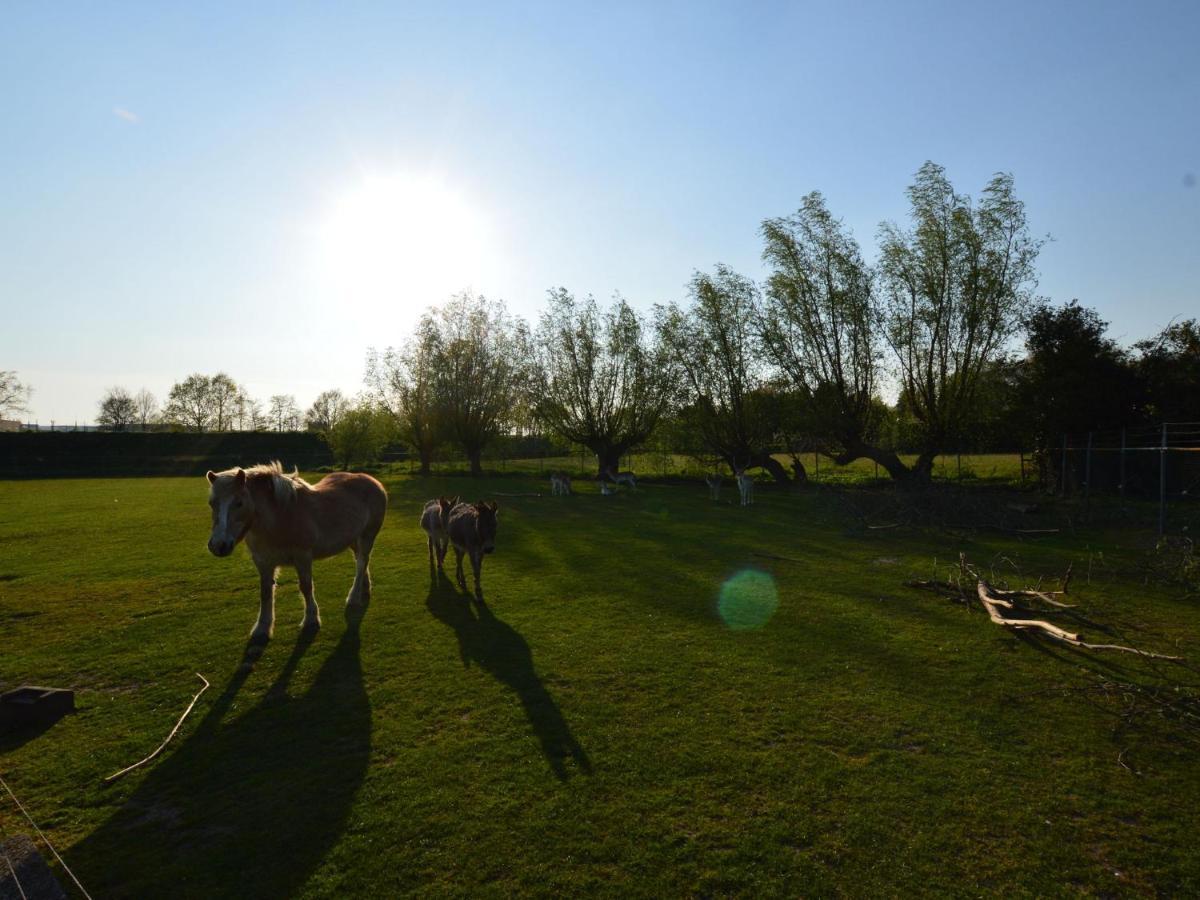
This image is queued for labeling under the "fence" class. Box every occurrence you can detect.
[1058,423,1200,535]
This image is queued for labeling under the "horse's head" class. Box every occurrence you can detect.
[206,468,255,557]
[475,500,498,554]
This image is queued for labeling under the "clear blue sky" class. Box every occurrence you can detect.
[2,1,1197,424]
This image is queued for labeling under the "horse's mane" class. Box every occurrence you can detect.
[244,460,312,505]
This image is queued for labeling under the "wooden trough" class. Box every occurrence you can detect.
[0,686,75,734]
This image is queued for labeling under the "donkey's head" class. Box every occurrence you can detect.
[475,500,499,554]
[205,468,255,557]
[439,496,460,519]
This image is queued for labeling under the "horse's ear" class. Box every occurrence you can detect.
[234,469,246,486]
[206,470,217,484]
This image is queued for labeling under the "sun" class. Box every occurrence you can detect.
[315,171,497,314]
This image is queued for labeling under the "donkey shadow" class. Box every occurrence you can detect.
[426,579,591,781]
[68,607,371,898]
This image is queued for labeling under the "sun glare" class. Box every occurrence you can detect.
[315,171,497,315]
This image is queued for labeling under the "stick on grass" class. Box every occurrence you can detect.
[104,673,210,784]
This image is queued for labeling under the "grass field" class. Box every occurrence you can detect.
[1,473,1198,897]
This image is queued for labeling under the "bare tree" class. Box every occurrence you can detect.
[134,389,157,430]
[0,370,32,419]
[304,389,351,433]
[97,387,137,431]
[876,162,1042,480]
[657,266,796,482]
[268,394,301,432]
[533,289,673,475]
[366,319,443,476]
[428,293,531,476]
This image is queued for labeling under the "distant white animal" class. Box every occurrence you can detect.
[735,469,754,506]
[598,479,617,496]
[705,474,722,501]
[605,467,637,490]
[550,472,572,496]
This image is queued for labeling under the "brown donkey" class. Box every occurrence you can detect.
[420,495,460,571]
[206,462,387,642]
[446,500,499,600]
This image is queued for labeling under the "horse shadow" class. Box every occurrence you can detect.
[68,606,371,898]
[425,578,591,781]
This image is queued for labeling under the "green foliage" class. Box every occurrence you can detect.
[326,403,393,468]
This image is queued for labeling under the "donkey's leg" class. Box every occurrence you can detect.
[470,550,484,601]
[348,531,377,608]
[427,533,435,568]
[436,537,448,570]
[251,559,278,643]
[295,556,321,631]
[453,546,466,590]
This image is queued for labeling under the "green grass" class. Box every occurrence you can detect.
[1,474,1198,897]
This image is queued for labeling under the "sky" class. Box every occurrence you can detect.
[2,1,1198,425]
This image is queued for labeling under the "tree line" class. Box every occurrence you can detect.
[11,161,1196,484]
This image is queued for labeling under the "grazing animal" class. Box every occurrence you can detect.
[735,469,754,506]
[205,461,387,642]
[420,495,460,571]
[550,472,573,496]
[705,474,722,501]
[447,500,499,600]
[605,467,637,490]
[598,479,617,496]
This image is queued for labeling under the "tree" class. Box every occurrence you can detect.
[0,370,32,419]
[209,373,243,432]
[876,162,1043,480]
[268,394,301,432]
[164,374,215,431]
[1134,319,1200,423]
[326,402,393,469]
[134,389,157,430]
[97,387,136,431]
[429,293,531,476]
[305,389,351,433]
[760,192,884,472]
[657,265,796,482]
[533,289,674,475]
[366,318,444,477]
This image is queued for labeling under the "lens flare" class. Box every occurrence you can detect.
[717,569,779,630]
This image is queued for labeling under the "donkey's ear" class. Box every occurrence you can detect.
[206,470,217,484]
[234,468,246,486]
[488,501,499,512]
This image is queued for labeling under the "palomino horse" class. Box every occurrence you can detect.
[206,462,388,642]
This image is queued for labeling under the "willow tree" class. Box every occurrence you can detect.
[876,162,1043,480]
[658,265,797,483]
[431,293,531,476]
[533,290,672,475]
[759,191,895,473]
[365,317,443,476]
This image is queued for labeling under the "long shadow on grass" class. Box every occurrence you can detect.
[426,578,591,780]
[68,607,371,898]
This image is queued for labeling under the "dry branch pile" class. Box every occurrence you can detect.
[906,555,1183,661]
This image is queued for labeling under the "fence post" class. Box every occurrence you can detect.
[1061,433,1069,496]
[1119,427,1126,502]
[1159,423,1167,537]
[1019,449,1025,485]
[1084,431,1092,519]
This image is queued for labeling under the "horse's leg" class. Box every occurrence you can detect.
[251,559,277,643]
[296,556,320,631]
[453,546,466,591]
[470,550,483,601]
[348,530,377,608]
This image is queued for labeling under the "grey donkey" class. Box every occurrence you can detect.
[420,495,460,571]
[447,500,499,599]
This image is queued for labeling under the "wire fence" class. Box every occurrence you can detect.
[1056,423,1200,535]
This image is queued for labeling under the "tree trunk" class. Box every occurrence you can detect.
[467,447,483,477]
[417,445,433,478]
[834,440,923,483]
[594,444,624,478]
[750,452,793,484]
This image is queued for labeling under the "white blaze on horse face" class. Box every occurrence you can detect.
[207,478,253,557]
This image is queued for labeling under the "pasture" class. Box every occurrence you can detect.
[1,473,1198,897]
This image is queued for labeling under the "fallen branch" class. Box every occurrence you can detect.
[976,582,1080,641]
[492,492,543,498]
[866,523,901,531]
[753,552,804,564]
[104,673,210,784]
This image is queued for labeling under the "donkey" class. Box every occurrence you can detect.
[420,495,460,571]
[447,500,499,600]
[604,467,637,490]
[705,474,722,501]
[206,461,387,642]
[550,472,572,496]
[597,478,617,496]
[735,468,755,506]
